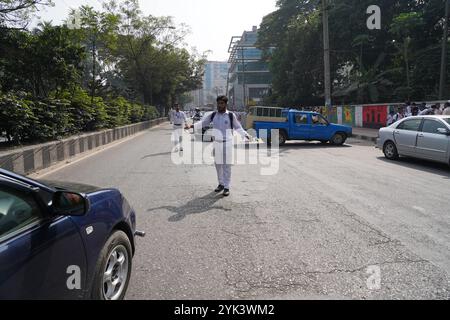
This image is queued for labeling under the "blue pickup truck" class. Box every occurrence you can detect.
[253,110,352,146]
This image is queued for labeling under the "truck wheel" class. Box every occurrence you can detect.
[331,133,346,145]
[383,141,399,160]
[279,131,287,146]
[91,231,132,300]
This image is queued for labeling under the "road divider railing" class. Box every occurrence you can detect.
[0,118,166,175]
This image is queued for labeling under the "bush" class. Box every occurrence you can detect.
[142,105,160,121]
[0,88,162,145]
[129,103,145,123]
[91,97,108,131]
[61,88,108,132]
[105,96,132,127]
[29,99,73,141]
[0,92,35,143]
[63,88,95,133]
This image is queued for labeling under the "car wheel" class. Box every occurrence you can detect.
[331,133,346,145]
[91,230,132,300]
[383,141,399,160]
[279,131,287,146]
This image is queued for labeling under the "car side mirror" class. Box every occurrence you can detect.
[437,128,450,135]
[52,191,89,216]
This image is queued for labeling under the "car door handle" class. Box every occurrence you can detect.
[418,134,424,138]
[394,131,400,135]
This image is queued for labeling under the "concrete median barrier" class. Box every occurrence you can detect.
[0,118,167,175]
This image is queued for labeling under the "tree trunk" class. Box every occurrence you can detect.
[91,38,96,106]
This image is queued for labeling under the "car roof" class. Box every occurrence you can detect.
[400,115,450,120]
[285,109,319,115]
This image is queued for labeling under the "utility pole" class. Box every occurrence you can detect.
[322,0,332,119]
[226,68,230,97]
[439,0,449,100]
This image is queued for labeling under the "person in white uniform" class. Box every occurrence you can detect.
[191,96,250,197]
[172,104,188,152]
[443,102,450,115]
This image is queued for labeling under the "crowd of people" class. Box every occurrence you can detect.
[386,101,450,126]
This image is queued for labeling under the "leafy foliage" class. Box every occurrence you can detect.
[0,0,201,145]
[257,0,450,106]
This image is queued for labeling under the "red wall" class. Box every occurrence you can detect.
[363,105,388,129]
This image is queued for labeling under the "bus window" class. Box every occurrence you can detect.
[269,109,276,117]
[275,109,282,117]
[263,108,270,117]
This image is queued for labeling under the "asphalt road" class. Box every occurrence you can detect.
[38,122,450,299]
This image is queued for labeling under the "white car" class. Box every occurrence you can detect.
[377,115,450,165]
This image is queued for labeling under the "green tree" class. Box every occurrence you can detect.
[0,0,53,28]
[68,6,120,104]
[0,24,85,97]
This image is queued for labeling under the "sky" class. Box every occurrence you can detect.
[33,0,278,61]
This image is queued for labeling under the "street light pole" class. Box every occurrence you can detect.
[439,0,449,100]
[322,0,332,118]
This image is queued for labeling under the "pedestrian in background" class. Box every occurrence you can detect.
[387,110,396,126]
[405,102,412,117]
[419,104,433,115]
[412,103,419,116]
[443,102,450,115]
[172,104,188,152]
[434,103,443,115]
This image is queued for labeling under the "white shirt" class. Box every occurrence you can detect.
[418,108,431,116]
[443,107,450,115]
[194,110,248,142]
[387,114,395,125]
[172,111,187,125]
[405,105,412,117]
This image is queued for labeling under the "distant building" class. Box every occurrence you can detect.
[188,61,229,110]
[227,26,272,111]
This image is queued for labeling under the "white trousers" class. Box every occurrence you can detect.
[173,125,183,147]
[214,140,233,189]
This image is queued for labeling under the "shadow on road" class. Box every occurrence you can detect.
[147,191,231,222]
[141,152,173,159]
[377,156,450,179]
[280,141,352,149]
[275,142,352,155]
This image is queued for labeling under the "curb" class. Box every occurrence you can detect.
[351,134,377,143]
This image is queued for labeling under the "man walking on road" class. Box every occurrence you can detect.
[172,104,188,152]
[190,96,251,197]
